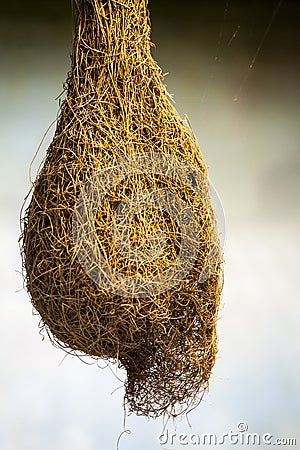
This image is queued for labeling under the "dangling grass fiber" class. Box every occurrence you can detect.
[21,0,223,418]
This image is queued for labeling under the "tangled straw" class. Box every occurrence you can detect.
[21,0,224,418]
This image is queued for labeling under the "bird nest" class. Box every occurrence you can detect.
[20,0,223,418]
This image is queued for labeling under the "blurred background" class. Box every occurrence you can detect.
[0,0,299,449]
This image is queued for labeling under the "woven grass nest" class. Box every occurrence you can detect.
[21,0,223,418]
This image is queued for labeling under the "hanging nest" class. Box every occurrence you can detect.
[21,0,223,418]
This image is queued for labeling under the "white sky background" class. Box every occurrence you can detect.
[0,3,299,449]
